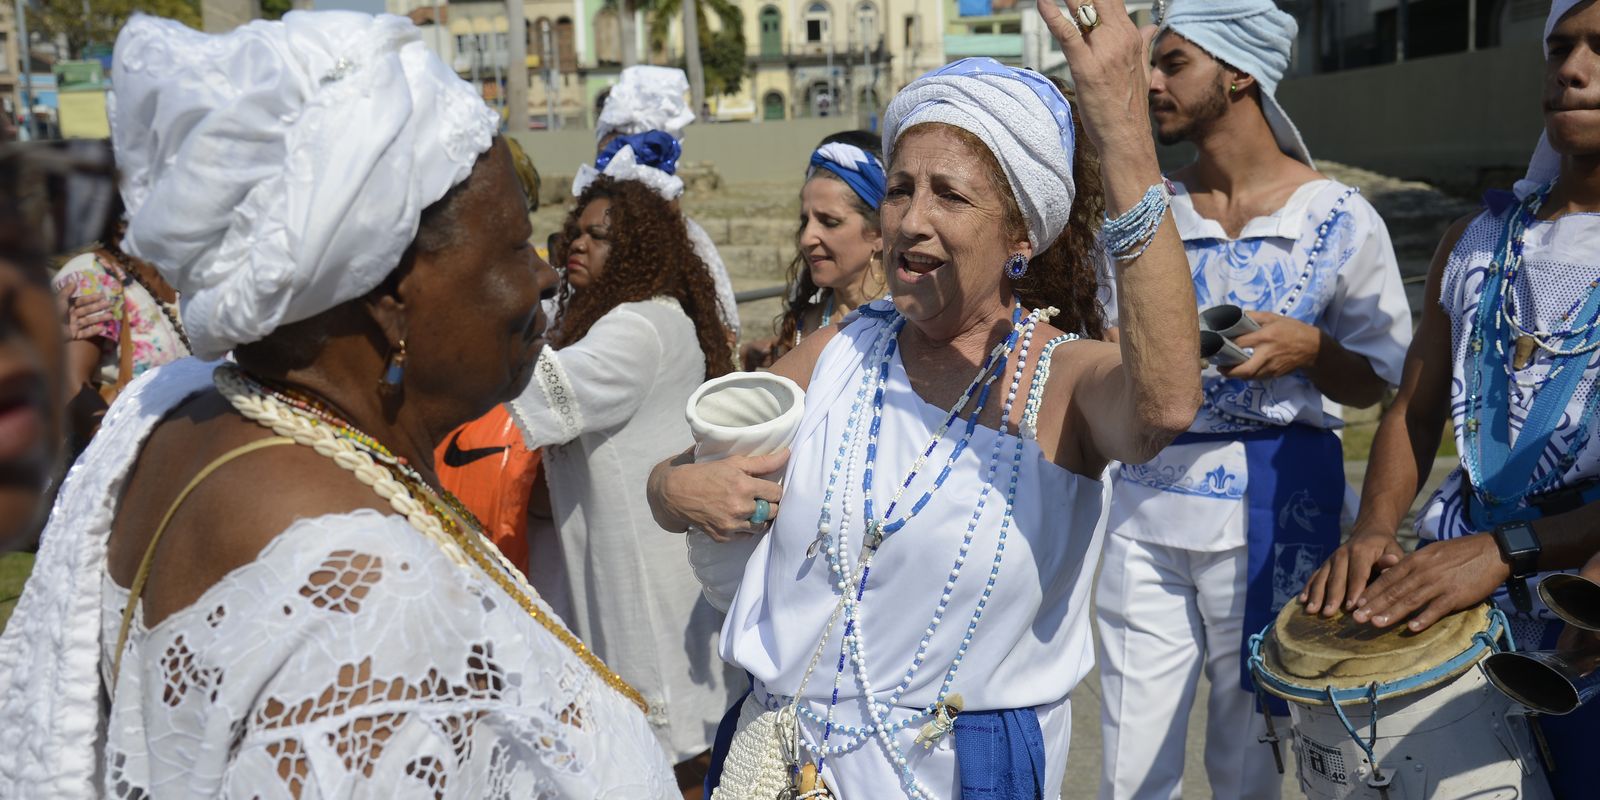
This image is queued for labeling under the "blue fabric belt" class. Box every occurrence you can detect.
[702,695,1049,798]
[1175,424,1344,715]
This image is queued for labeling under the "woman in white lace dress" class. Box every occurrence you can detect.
[0,12,674,798]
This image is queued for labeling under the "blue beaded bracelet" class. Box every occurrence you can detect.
[1103,183,1170,262]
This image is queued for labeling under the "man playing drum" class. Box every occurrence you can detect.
[1304,1,1600,796]
[1095,2,1412,798]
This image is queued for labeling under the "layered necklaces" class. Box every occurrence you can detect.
[783,302,1051,800]
[1462,184,1600,518]
[112,253,193,355]
[214,365,650,715]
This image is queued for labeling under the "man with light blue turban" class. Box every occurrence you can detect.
[1095,1,1412,797]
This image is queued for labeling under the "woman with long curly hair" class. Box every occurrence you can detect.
[510,170,740,787]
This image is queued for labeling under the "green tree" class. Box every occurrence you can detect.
[645,0,745,99]
[27,0,202,59]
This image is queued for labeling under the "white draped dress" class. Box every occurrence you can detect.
[0,359,674,798]
[721,302,1111,798]
[511,297,744,761]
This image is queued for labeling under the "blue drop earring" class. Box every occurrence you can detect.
[380,339,407,393]
[1004,253,1029,280]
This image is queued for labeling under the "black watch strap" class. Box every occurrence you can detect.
[1506,576,1534,615]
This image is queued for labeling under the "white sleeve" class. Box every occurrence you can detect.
[685,217,741,336]
[1319,200,1414,387]
[509,306,664,449]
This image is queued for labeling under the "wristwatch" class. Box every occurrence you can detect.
[1492,522,1542,613]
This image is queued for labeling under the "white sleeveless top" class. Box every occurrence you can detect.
[722,302,1111,796]
[1417,209,1600,621]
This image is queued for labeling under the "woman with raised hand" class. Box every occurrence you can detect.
[743,130,888,370]
[649,1,1202,795]
[515,170,743,786]
[0,12,675,797]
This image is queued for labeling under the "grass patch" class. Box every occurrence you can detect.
[0,552,36,636]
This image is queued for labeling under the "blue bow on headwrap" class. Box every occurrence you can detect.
[807,142,887,209]
[597,130,681,175]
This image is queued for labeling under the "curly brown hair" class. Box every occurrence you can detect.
[553,177,734,379]
[902,83,1106,339]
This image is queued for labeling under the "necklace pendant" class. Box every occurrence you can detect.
[806,533,830,559]
[913,693,965,749]
[1513,334,1540,370]
[863,520,884,552]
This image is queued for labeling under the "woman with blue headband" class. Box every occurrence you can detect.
[744,130,889,370]
[650,1,1204,795]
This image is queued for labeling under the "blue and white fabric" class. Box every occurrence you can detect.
[1108,179,1411,553]
[1160,0,1313,167]
[882,57,1076,251]
[807,142,886,210]
[572,130,686,200]
[1417,206,1600,625]
[722,299,1108,797]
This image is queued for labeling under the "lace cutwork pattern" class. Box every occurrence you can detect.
[98,512,674,798]
[532,348,584,443]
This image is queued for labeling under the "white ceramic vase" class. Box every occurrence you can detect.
[682,372,805,612]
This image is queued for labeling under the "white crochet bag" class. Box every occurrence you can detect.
[683,372,805,611]
[711,695,798,800]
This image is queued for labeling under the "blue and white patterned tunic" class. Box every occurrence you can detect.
[1417,210,1600,622]
[1108,179,1412,553]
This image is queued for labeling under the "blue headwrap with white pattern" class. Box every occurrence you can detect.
[806,142,886,209]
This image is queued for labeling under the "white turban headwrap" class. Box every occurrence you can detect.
[110,11,498,360]
[1514,0,1587,199]
[882,57,1077,252]
[595,65,695,143]
[1161,0,1313,167]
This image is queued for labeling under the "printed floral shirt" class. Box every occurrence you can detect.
[53,252,188,388]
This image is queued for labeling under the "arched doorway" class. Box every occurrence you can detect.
[763,91,786,120]
[594,7,622,65]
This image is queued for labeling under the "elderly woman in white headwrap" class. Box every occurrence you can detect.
[647,1,1203,796]
[0,12,676,797]
[583,65,741,339]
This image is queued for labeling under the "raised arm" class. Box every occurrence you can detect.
[1037,0,1202,468]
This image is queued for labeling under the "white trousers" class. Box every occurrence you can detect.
[1095,533,1285,800]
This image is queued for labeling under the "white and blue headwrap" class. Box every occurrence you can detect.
[1161,0,1313,167]
[882,57,1076,251]
[1514,0,1586,199]
[571,130,685,200]
[806,142,886,209]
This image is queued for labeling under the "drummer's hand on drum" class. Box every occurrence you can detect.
[647,448,790,542]
[1347,533,1510,633]
[1300,528,1405,617]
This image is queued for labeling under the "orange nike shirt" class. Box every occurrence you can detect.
[434,405,541,574]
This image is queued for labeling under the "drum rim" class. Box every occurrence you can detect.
[1248,607,1511,706]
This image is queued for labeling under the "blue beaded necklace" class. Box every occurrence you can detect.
[787,302,1044,798]
[1461,184,1600,525]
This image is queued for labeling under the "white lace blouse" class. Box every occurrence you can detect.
[0,358,675,798]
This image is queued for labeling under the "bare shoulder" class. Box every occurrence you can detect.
[769,321,845,389]
[111,390,395,626]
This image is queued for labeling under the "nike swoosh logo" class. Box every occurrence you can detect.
[442,430,509,468]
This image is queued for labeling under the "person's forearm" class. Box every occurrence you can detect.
[1527,503,1600,572]
[1351,397,1442,539]
[646,451,694,533]
[1097,130,1202,453]
[1306,332,1388,408]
